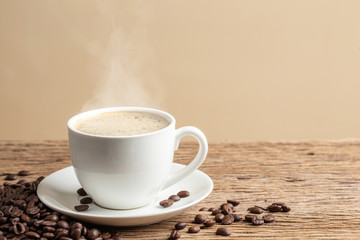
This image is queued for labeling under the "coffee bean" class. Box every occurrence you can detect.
[10,207,23,218]
[208,207,216,212]
[169,230,181,239]
[26,206,40,215]
[43,232,55,238]
[221,204,233,215]
[282,205,291,212]
[215,213,224,223]
[221,214,234,225]
[232,214,242,222]
[216,227,231,236]
[212,209,223,215]
[267,204,282,212]
[174,222,186,230]
[25,231,41,238]
[60,238,73,240]
[20,214,30,222]
[188,226,200,233]
[71,222,83,231]
[177,191,190,198]
[56,232,69,239]
[245,214,257,222]
[44,214,58,222]
[4,175,16,181]
[227,200,240,206]
[70,228,81,239]
[194,214,206,224]
[43,226,56,232]
[203,220,215,228]
[263,214,275,223]
[82,226,88,236]
[199,207,208,211]
[18,170,30,176]
[58,221,69,229]
[168,195,180,202]
[248,206,263,214]
[77,188,87,196]
[252,217,264,225]
[159,199,174,208]
[80,197,93,204]
[13,222,25,234]
[42,220,57,226]
[88,228,101,240]
[74,205,89,211]
[17,178,27,184]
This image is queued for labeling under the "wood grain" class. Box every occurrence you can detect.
[1,140,360,239]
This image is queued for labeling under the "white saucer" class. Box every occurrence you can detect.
[37,163,213,226]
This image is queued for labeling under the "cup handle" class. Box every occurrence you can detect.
[162,126,208,189]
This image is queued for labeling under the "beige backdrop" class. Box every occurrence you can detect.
[1,0,360,141]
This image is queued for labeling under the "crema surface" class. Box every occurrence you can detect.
[74,111,170,136]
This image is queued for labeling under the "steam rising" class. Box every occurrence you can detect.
[78,1,164,112]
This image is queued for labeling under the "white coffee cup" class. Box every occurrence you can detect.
[67,107,208,209]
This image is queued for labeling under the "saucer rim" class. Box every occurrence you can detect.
[37,163,213,219]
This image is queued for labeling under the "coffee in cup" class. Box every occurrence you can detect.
[73,111,170,136]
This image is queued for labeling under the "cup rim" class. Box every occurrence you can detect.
[67,107,175,139]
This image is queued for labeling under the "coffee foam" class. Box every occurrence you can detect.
[74,111,170,136]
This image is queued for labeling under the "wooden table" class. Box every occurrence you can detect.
[1,140,360,239]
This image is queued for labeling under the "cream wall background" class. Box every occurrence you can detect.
[1,0,360,141]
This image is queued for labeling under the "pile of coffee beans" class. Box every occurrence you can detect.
[0,173,124,240]
[168,200,292,239]
[2,171,31,181]
[159,191,190,208]
[74,188,93,212]
[0,170,292,239]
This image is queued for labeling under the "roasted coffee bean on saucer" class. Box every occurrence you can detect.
[77,188,88,196]
[80,197,93,204]
[177,190,190,198]
[74,205,89,211]
[159,199,174,208]
[169,195,181,202]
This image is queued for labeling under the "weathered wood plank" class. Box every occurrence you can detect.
[0,140,360,239]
